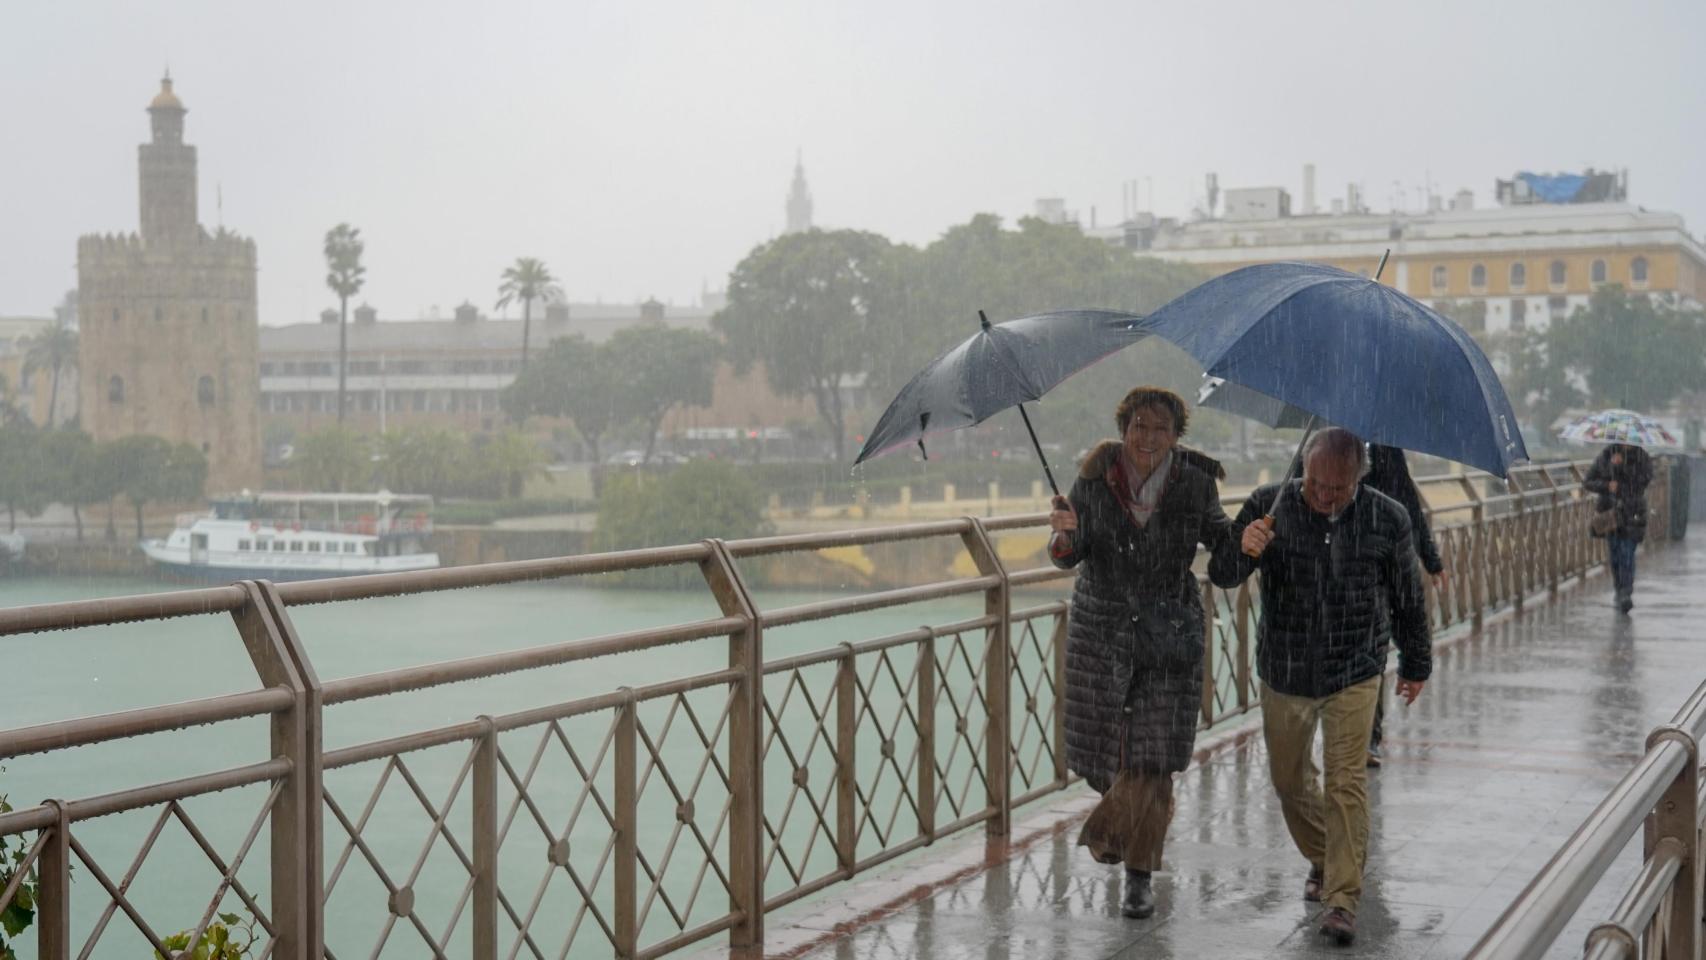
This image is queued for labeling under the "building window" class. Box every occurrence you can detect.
[108,376,125,404]
[1510,299,1527,330]
[197,375,216,407]
[1470,263,1487,290]
[1510,262,1527,289]
[1548,296,1568,321]
[1591,259,1607,284]
[1549,260,1566,288]
[1632,256,1650,286]
[1431,265,1448,291]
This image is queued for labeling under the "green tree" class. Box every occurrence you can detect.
[1546,285,1706,411]
[0,425,47,531]
[606,324,719,463]
[293,426,371,492]
[21,321,77,428]
[595,460,772,584]
[41,429,112,541]
[376,427,469,497]
[502,334,620,461]
[464,429,546,498]
[715,229,903,461]
[1473,328,1580,437]
[886,215,1206,458]
[108,435,173,539]
[324,223,367,425]
[497,257,561,372]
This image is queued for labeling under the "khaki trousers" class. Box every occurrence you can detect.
[1078,771,1174,871]
[1260,675,1381,914]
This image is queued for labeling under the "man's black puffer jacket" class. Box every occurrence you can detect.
[1208,480,1431,698]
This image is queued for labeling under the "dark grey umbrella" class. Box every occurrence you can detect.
[854,309,1150,495]
[1195,376,1312,429]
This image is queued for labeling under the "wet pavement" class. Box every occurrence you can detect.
[717,535,1706,959]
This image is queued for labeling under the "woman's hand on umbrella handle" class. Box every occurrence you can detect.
[1609,480,1619,493]
[1048,496,1077,534]
[1241,516,1275,558]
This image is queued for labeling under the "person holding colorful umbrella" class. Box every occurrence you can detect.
[1562,410,1675,613]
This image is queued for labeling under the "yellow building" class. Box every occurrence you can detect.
[1091,176,1706,335]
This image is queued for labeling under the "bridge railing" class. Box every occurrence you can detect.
[1466,679,1704,960]
[0,457,1670,960]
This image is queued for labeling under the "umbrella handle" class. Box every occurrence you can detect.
[1242,515,1276,558]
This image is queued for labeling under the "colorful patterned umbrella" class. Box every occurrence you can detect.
[1556,409,1680,449]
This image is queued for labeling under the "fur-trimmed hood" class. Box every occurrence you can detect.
[1077,440,1226,482]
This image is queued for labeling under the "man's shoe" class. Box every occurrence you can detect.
[1121,868,1155,919]
[1366,743,1383,769]
[1618,592,1634,613]
[1318,907,1356,945]
[1303,866,1325,902]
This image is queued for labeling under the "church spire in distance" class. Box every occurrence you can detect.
[785,150,813,234]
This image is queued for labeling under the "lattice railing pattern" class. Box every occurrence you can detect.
[0,456,1672,960]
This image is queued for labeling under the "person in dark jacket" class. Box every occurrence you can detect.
[1047,386,1237,920]
[1209,428,1432,946]
[1582,443,1654,614]
[1362,444,1446,768]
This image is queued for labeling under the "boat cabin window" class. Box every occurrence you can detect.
[307,541,321,552]
[289,541,303,552]
[272,541,286,552]
[238,539,252,551]
[343,542,358,554]
[363,542,377,556]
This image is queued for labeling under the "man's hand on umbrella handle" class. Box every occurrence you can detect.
[1432,570,1449,593]
[1241,516,1275,558]
[1048,496,1077,534]
[1396,678,1425,705]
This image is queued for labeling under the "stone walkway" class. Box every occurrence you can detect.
[715,533,1706,959]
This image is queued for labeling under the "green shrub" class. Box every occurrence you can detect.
[595,460,772,586]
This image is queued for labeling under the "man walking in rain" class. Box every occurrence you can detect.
[1209,427,1432,946]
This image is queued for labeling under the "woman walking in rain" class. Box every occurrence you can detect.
[1583,442,1654,613]
[1047,386,1237,919]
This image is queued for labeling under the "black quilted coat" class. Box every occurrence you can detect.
[1051,442,1237,792]
[1208,481,1432,699]
[1582,444,1654,542]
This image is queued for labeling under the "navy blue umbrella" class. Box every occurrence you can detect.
[1139,261,1528,477]
[854,309,1149,495]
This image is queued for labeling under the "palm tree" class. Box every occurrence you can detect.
[496,258,561,372]
[22,322,78,428]
[324,224,367,425]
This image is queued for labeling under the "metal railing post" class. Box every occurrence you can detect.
[614,693,638,959]
[1200,580,1216,727]
[1645,724,1700,960]
[1539,471,1561,597]
[836,642,857,874]
[1509,480,1527,612]
[697,540,764,948]
[1459,478,1486,630]
[1051,611,1069,783]
[917,630,937,841]
[960,518,1010,837]
[1235,582,1254,712]
[234,580,322,960]
[35,800,69,960]
[472,715,498,960]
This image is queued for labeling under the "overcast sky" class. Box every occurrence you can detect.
[3,0,1703,326]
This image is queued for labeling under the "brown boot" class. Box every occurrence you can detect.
[1319,907,1355,946]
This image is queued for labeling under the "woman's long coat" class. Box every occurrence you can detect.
[1050,442,1237,792]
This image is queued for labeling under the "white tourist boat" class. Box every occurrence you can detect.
[141,491,440,581]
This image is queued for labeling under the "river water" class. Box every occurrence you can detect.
[1,574,1063,958]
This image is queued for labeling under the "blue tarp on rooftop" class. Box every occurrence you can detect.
[1518,171,1587,203]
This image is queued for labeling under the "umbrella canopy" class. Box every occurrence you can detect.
[853,309,1149,475]
[1137,262,1528,477]
[1557,409,1680,449]
[1196,376,1312,429]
